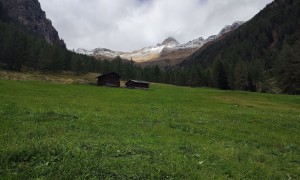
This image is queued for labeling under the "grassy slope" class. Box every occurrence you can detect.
[0,70,99,84]
[0,80,299,179]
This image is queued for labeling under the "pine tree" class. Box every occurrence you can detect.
[212,59,229,90]
[276,41,300,94]
[234,60,249,90]
[249,59,264,91]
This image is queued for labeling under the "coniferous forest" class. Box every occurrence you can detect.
[0,0,299,94]
[0,18,160,81]
[178,0,300,94]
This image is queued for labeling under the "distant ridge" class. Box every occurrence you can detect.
[76,21,244,67]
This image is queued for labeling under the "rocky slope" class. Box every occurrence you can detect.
[77,21,244,66]
[0,0,65,47]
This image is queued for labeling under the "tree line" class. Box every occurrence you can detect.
[0,19,166,82]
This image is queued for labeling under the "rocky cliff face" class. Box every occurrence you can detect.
[0,0,65,48]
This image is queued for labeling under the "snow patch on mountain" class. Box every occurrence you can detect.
[219,21,244,35]
[76,21,244,62]
[159,37,180,47]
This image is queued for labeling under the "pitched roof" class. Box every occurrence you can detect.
[96,72,120,78]
[126,80,150,84]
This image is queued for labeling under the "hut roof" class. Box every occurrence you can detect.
[126,80,150,84]
[96,72,120,78]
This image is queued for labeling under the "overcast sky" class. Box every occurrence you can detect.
[39,0,273,51]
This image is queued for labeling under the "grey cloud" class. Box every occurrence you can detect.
[39,0,273,51]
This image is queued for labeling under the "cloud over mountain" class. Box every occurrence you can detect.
[39,0,272,51]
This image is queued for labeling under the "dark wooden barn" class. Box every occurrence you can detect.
[125,80,150,89]
[96,72,120,87]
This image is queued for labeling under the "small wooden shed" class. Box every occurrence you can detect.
[96,72,120,87]
[125,80,150,89]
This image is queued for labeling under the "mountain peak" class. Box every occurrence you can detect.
[77,21,244,64]
[161,37,180,46]
[219,21,245,35]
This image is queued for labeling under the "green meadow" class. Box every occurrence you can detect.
[0,79,299,179]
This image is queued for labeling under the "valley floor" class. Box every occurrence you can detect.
[0,78,299,178]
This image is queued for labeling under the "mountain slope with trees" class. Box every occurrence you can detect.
[178,0,300,94]
[0,19,157,80]
[0,0,65,47]
[0,1,164,82]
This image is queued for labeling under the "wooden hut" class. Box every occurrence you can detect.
[125,80,150,89]
[96,72,120,87]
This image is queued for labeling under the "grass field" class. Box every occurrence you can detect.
[0,79,300,179]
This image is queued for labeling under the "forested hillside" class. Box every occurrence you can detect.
[0,1,167,82]
[0,0,65,47]
[0,17,164,82]
[177,0,300,94]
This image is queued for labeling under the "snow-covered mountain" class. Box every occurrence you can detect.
[159,37,180,47]
[76,21,244,63]
[218,21,244,36]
